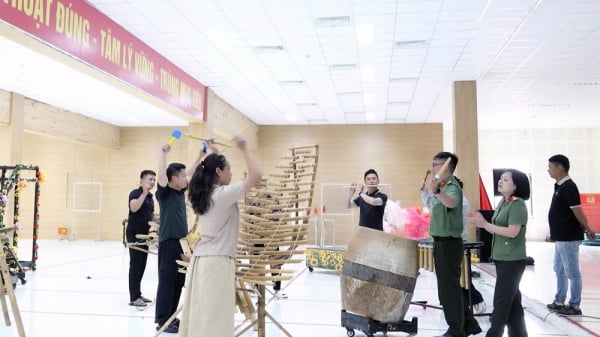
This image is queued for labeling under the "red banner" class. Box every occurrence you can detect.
[0,0,206,120]
[580,193,600,233]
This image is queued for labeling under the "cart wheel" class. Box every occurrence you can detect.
[345,328,355,337]
[308,266,314,272]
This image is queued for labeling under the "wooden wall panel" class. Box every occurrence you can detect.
[23,98,120,149]
[19,127,195,240]
[11,87,443,244]
[0,89,9,124]
[15,91,258,241]
[258,124,442,245]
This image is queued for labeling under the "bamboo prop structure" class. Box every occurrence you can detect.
[235,144,319,337]
[125,221,160,255]
[0,248,25,337]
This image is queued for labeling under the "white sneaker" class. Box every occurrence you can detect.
[473,301,486,314]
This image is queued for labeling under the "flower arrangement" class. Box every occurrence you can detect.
[383,201,430,239]
[0,165,43,270]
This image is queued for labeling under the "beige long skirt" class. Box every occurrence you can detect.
[179,255,235,337]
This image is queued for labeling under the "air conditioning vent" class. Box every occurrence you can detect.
[338,91,361,96]
[395,40,428,48]
[329,64,357,71]
[252,45,285,54]
[568,81,600,86]
[315,16,351,27]
[279,80,304,86]
[389,77,418,83]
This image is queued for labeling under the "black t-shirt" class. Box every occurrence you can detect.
[155,184,188,242]
[126,188,154,238]
[353,190,388,231]
[548,179,584,241]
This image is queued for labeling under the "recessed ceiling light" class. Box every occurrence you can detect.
[356,23,375,46]
[286,113,298,121]
[362,65,375,82]
[204,30,233,50]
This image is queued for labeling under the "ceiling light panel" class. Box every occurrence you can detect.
[297,103,325,120]
[344,111,366,124]
[280,82,315,104]
[388,78,417,102]
[338,93,365,111]
[386,102,410,120]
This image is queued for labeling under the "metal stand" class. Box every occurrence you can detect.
[411,241,492,316]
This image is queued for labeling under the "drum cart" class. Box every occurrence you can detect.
[339,227,419,337]
[341,310,418,337]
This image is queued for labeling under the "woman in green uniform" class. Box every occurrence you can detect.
[467,169,530,337]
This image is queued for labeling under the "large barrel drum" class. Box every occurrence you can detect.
[341,227,418,322]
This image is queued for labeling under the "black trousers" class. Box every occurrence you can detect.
[466,279,484,305]
[433,238,479,337]
[127,233,149,302]
[155,239,185,326]
[487,260,527,337]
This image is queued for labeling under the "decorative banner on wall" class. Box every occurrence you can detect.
[580,193,600,233]
[0,0,206,120]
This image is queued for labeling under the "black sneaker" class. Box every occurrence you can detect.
[557,305,582,316]
[156,323,179,334]
[465,320,482,336]
[547,302,565,311]
[129,298,147,307]
[139,295,152,303]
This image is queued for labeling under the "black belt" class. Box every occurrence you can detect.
[432,236,461,241]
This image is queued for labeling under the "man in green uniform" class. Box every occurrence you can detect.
[425,152,481,337]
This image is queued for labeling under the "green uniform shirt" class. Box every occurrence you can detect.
[491,197,527,261]
[429,176,463,238]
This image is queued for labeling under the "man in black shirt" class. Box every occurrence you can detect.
[127,169,157,308]
[546,154,596,316]
[346,169,387,230]
[154,143,204,333]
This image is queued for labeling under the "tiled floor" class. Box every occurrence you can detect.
[1,239,599,337]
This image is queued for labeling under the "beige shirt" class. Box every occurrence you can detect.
[194,181,245,258]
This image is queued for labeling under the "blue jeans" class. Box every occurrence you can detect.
[553,241,581,308]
